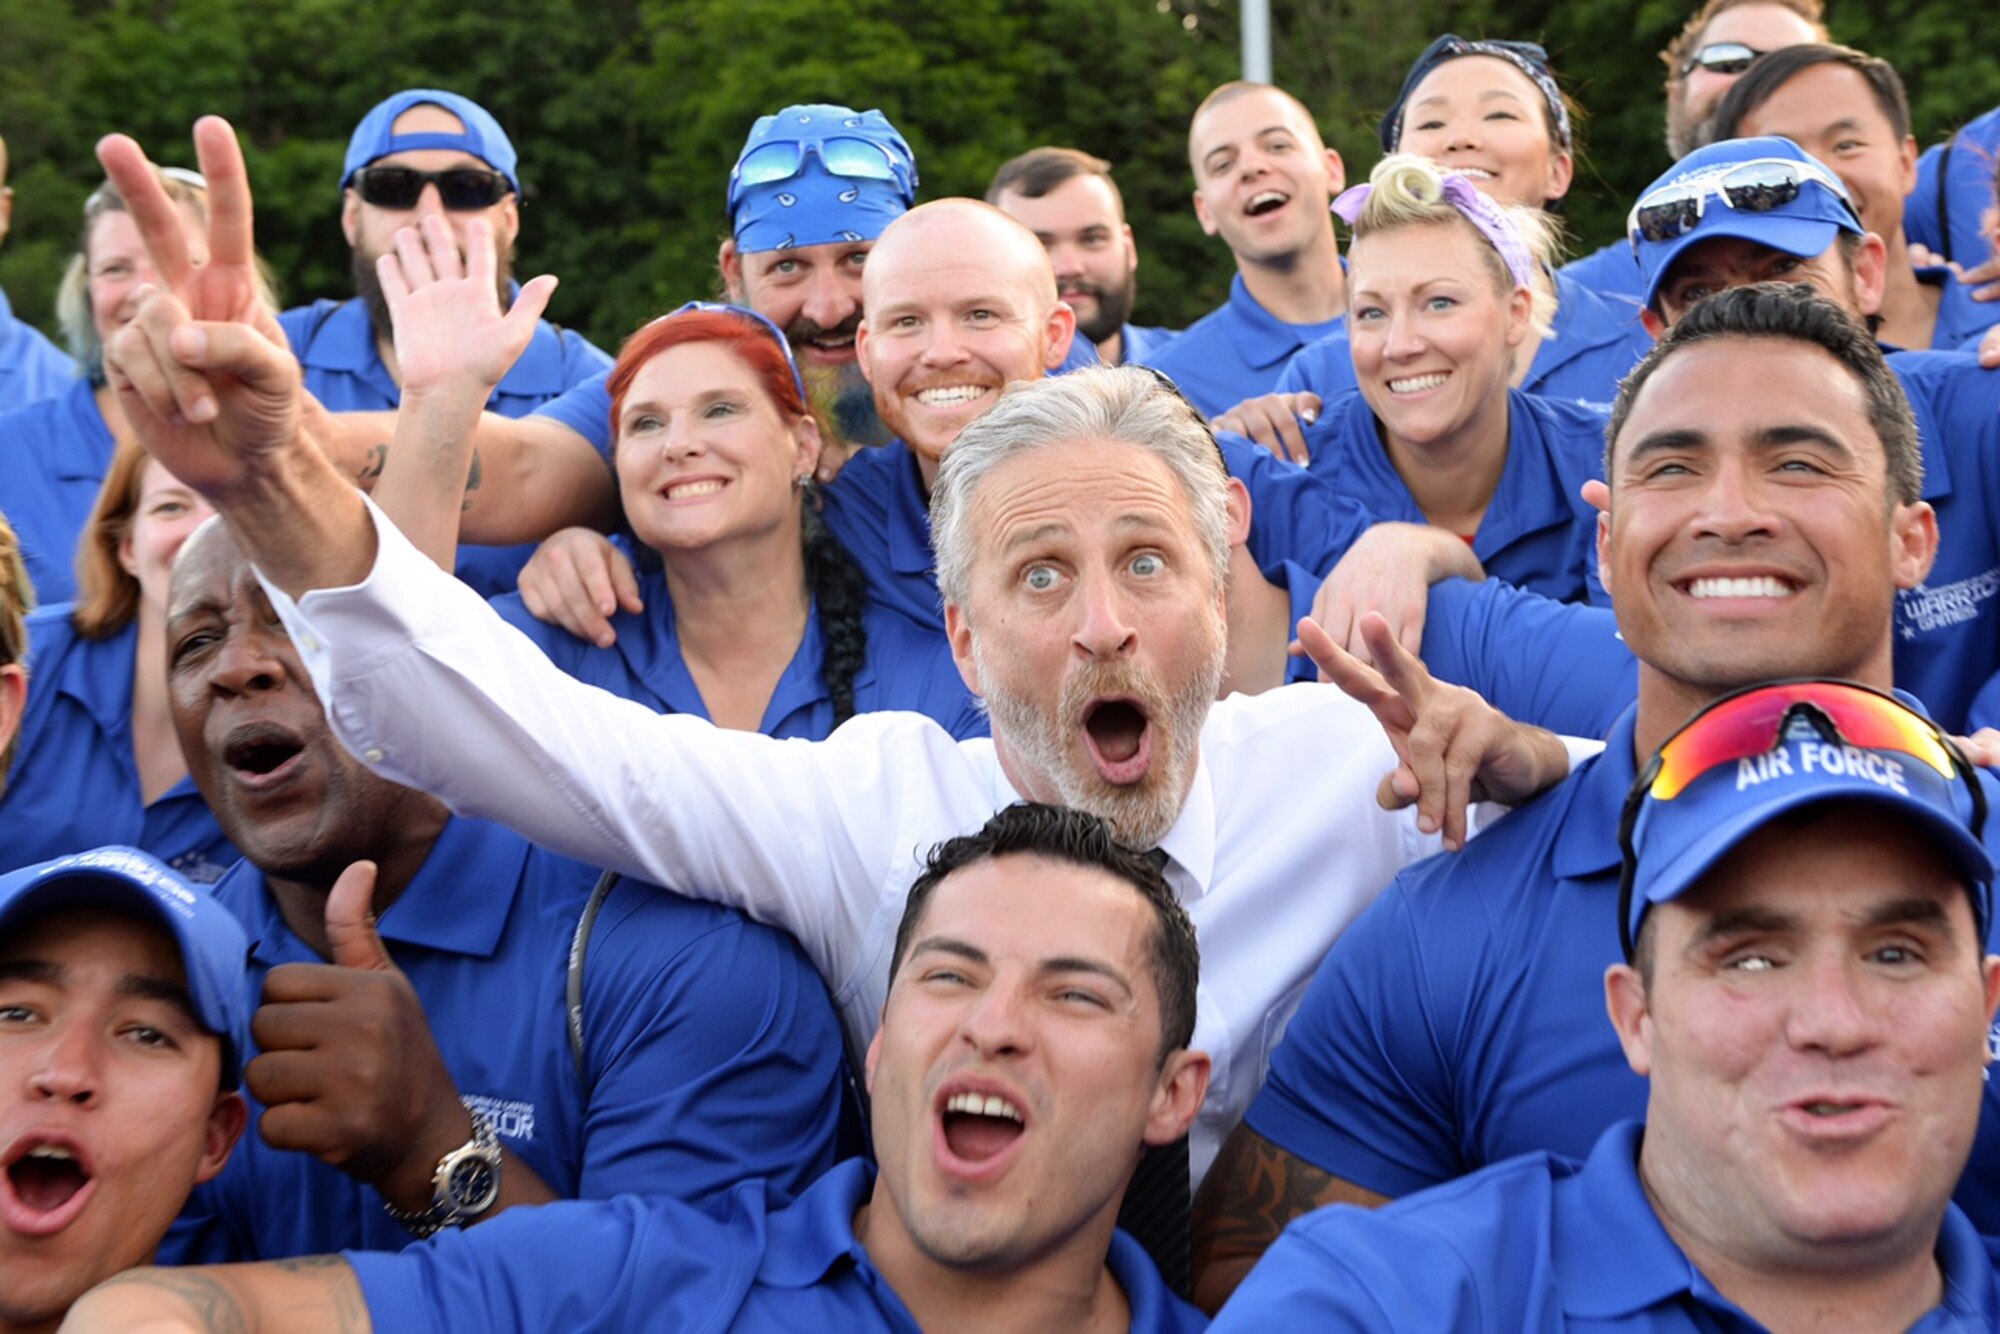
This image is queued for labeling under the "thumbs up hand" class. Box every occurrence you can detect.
[247,861,476,1212]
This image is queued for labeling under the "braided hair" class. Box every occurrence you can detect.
[798,483,868,725]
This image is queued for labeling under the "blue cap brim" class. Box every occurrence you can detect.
[1641,214,1843,310]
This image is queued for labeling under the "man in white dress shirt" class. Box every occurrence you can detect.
[90,119,1582,1198]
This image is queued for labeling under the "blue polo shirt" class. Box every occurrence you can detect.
[1213,1121,1999,1332]
[1968,669,2000,732]
[1558,238,1648,311]
[1909,109,2000,355]
[1884,349,2000,733]
[0,286,74,413]
[820,434,1376,632]
[1138,274,1345,418]
[0,377,114,605]
[1276,270,1652,413]
[1246,704,2000,1232]
[1420,577,1634,738]
[348,1159,1207,1334]
[280,296,613,598]
[1297,389,1608,604]
[0,608,235,882]
[491,566,987,740]
[163,814,849,1261]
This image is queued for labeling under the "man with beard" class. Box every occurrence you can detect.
[286,89,612,595]
[1560,0,1825,307]
[988,147,1177,368]
[87,112,1588,1294]
[1139,83,1349,417]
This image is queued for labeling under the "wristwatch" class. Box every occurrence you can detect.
[383,1099,503,1238]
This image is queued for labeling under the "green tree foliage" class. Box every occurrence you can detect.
[3,0,1998,351]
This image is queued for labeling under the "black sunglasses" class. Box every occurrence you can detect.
[351,166,513,211]
[1680,41,1764,77]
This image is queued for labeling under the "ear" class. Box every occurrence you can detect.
[118,528,140,581]
[1604,962,1655,1077]
[1544,150,1575,205]
[1042,300,1077,372]
[1982,955,2000,1049]
[856,317,876,385]
[0,185,13,247]
[1143,1048,1212,1147]
[0,663,25,759]
[1640,306,1668,342]
[1590,482,1615,599]
[340,189,363,250]
[944,599,981,696]
[1322,146,1347,195]
[1121,222,1139,276]
[1895,134,1920,199]
[1503,283,1533,350]
[1224,476,1252,547]
[1852,231,1890,318]
[197,1090,250,1184]
[1889,499,1939,591]
[791,411,824,481]
[490,193,522,256]
[717,238,746,303]
[1193,188,1219,238]
[863,1028,883,1097]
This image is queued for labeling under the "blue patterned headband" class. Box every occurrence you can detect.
[1379,35,1573,155]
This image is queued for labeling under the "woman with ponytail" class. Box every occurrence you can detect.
[493,303,982,739]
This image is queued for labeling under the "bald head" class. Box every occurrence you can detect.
[864,198,1059,312]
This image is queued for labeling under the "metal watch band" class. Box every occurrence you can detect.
[382,1098,502,1239]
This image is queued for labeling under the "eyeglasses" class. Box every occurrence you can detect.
[649,300,808,405]
[1626,156,1852,248]
[1681,41,1765,77]
[351,166,513,211]
[728,137,910,209]
[1615,679,1987,957]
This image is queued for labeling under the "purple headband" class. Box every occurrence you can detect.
[1333,171,1538,291]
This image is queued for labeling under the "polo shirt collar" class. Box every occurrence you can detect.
[237,815,529,963]
[54,377,115,482]
[1222,274,1337,373]
[612,569,843,726]
[1550,705,1639,882]
[754,1158,876,1287]
[53,617,136,738]
[1555,1121,1716,1318]
[885,440,938,580]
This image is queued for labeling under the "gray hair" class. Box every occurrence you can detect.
[930,367,1233,609]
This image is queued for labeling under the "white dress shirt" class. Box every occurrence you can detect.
[265,501,1557,1182]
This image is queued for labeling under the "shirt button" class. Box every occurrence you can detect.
[363,748,385,763]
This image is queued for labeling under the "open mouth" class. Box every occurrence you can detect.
[221,721,306,788]
[799,332,856,360]
[1387,372,1449,395]
[2,1140,95,1237]
[914,385,992,410]
[1246,190,1288,217]
[662,478,727,501]
[1082,698,1153,785]
[941,1091,1026,1163]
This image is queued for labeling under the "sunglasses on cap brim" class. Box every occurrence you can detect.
[352,166,513,211]
[1626,156,1853,249]
[1614,678,1988,959]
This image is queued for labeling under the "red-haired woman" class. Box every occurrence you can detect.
[492,302,981,739]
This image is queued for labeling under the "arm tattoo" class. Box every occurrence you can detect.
[356,443,388,484]
[90,1270,250,1334]
[1190,1127,1338,1302]
[461,447,483,512]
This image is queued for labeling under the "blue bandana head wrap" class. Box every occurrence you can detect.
[727,105,918,254]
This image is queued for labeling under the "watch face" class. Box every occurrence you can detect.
[444,1152,500,1214]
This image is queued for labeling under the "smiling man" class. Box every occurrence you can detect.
[1215,683,2000,1330]
[0,846,247,1334]
[1138,83,1348,416]
[65,807,1209,1333]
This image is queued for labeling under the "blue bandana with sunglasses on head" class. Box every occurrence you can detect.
[727,104,918,255]
[1628,135,1861,312]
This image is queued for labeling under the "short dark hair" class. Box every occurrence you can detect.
[1607,283,1922,505]
[889,803,1200,1063]
[1711,43,1912,143]
[986,146,1125,218]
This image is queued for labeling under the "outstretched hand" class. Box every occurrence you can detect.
[382,212,558,395]
[1302,612,1570,850]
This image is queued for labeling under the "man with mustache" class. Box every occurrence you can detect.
[989,146,1177,368]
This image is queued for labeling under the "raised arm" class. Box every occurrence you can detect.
[61,1257,367,1334]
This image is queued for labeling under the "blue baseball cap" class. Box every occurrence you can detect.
[1621,689,1992,952]
[341,89,520,196]
[727,104,917,255]
[1630,136,1861,312]
[0,847,251,1089]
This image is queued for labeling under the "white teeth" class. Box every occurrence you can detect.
[665,480,725,499]
[1248,190,1287,210]
[1453,167,1495,180]
[1688,576,1794,599]
[25,1146,76,1162]
[945,1092,1024,1122]
[915,386,987,407]
[1388,373,1449,393]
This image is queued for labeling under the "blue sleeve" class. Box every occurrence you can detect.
[530,370,614,457]
[576,883,849,1209]
[558,329,615,386]
[1244,883,1473,1197]
[1219,432,1373,577]
[350,1192,756,1334]
[1970,671,2000,733]
[1274,336,1356,401]
[1420,578,1633,738]
[1209,1212,1467,1332]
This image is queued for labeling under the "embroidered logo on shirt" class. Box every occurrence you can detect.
[1897,568,2000,639]
[465,1094,536,1142]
